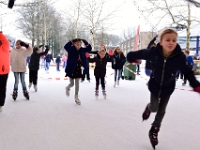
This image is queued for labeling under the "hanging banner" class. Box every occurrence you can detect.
[134,25,140,51]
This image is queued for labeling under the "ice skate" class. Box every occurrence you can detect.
[142,103,151,121]
[95,90,99,98]
[34,85,37,92]
[182,80,186,86]
[66,87,70,96]
[23,90,29,100]
[74,95,81,105]
[28,83,32,89]
[149,126,160,149]
[117,80,119,85]
[113,82,116,87]
[12,90,18,101]
[102,90,106,99]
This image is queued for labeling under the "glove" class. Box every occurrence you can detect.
[194,86,200,93]
[20,41,29,48]
[39,44,44,48]
[45,45,50,50]
[82,39,88,45]
[85,52,89,58]
[8,0,15,9]
[109,49,113,56]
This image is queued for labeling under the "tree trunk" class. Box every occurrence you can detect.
[186,3,191,51]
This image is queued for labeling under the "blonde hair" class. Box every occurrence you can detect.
[98,44,107,52]
[160,29,178,41]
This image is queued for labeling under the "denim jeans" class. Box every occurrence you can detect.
[46,62,50,70]
[56,63,60,71]
[13,72,27,91]
[114,69,122,81]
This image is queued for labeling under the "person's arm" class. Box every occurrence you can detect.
[180,54,200,90]
[147,35,157,49]
[0,32,10,51]
[39,45,49,56]
[64,41,73,52]
[89,50,98,54]
[126,47,153,63]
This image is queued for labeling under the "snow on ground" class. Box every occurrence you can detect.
[0,66,200,150]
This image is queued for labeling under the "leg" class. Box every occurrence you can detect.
[114,69,117,82]
[29,69,33,84]
[13,72,20,91]
[33,70,38,85]
[86,67,90,80]
[95,77,100,90]
[74,78,80,96]
[101,77,105,90]
[81,69,86,81]
[0,74,9,107]
[67,78,74,89]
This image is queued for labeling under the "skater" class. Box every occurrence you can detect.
[64,38,92,105]
[127,29,200,149]
[112,46,126,87]
[44,51,54,73]
[62,54,67,69]
[182,50,195,86]
[88,48,113,99]
[55,53,61,72]
[28,45,49,91]
[145,35,157,77]
[81,52,90,82]
[10,40,33,100]
[0,32,10,112]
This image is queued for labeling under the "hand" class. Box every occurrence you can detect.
[20,41,29,48]
[45,45,50,50]
[39,44,44,48]
[82,39,88,45]
[194,86,200,93]
[153,35,158,41]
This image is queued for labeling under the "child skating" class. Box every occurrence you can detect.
[88,47,113,99]
[127,29,200,149]
[28,45,49,91]
[64,38,91,105]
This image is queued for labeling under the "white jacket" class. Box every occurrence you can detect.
[11,47,33,72]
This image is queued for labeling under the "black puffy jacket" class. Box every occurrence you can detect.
[127,43,200,98]
[112,53,126,70]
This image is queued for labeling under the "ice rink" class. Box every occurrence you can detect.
[0,65,200,150]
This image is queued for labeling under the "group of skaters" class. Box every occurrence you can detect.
[1,28,200,149]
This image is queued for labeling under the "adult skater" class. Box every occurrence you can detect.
[28,45,49,91]
[64,38,92,105]
[127,29,200,149]
[112,46,126,87]
[10,40,33,100]
[0,32,10,112]
[88,48,113,99]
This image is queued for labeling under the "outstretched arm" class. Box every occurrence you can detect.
[39,45,49,56]
[0,32,10,52]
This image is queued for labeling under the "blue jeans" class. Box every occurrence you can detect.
[13,72,27,91]
[46,62,50,70]
[114,69,122,81]
[56,63,60,71]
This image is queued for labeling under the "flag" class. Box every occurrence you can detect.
[134,25,140,51]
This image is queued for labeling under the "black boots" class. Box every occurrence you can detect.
[142,103,151,121]
[149,126,160,149]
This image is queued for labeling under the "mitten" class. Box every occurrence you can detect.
[20,41,29,48]
[85,52,89,58]
[82,39,89,45]
[194,86,200,93]
[45,45,50,50]
[109,49,113,56]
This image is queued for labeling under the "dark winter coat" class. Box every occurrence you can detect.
[64,41,92,76]
[56,56,61,64]
[29,48,49,71]
[112,53,126,69]
[145,37,157,70]
[88,53,113,78]
[127,43,200,98]
[45,54,53,62]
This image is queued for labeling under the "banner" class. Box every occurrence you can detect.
[134,25,140,51]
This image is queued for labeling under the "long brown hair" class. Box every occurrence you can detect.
[114,46,123,58]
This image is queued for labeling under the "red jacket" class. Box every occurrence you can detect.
[0,32,10,74]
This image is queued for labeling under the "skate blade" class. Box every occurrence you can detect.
[151,143,156,149]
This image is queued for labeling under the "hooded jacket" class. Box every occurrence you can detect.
[29,47,49,71]
[11,45,33,72]
[64,41,92,76]
[0,32,10,74]
[127,43,200,98]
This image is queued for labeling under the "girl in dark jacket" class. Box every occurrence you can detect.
[127,29,200,149]
[64,38,92,105]
[112,46,126,87]
[88,49,113,99]
[28,45,49,91]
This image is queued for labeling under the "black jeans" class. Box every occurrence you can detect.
[95,76,105,90]
[29,69,38,85]
[0,74,8,106]
[148,93,170,126]
[82,67,90,81]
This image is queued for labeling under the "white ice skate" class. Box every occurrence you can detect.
[74,95,81,105]
[66,87,70,96]
[28,83,32,89]
[102,90,106,99]
[113,82,116,87]
[95,90,99,99]
[34,85,37,92]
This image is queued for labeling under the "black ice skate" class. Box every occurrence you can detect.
[23,90,29,100]
[12,91,18,101]
[95,90,99,98]
[149,126,160,149]
[102,90,106,99]
[142,103,151,121]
